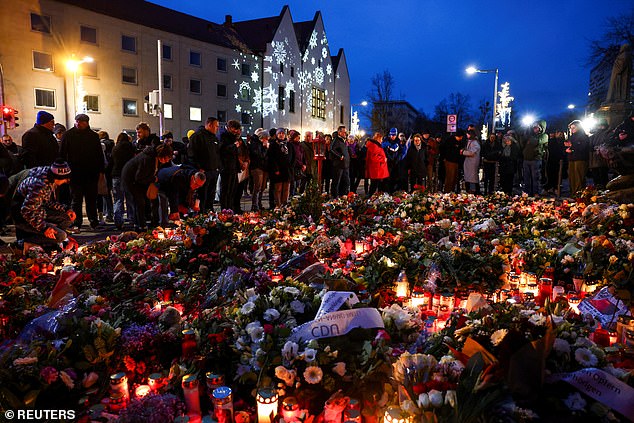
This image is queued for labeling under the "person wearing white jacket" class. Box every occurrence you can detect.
[461,130,481,194]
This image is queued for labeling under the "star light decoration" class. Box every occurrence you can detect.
[497,82,515,127]
[321,47,328,59]
[235,104,242,113]
[251,71,259,83]
[232,59,241,70]
[326,64,332,75]
[284,82,295,98]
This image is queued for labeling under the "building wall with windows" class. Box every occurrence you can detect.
[0,1,349,140]
[332,49,351,130]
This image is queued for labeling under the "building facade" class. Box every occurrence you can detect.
[0,1,350,140]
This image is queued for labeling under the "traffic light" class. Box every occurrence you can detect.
[1,106,19,129]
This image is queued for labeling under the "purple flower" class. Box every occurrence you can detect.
[121,323,160,354]
[117,393,186,423]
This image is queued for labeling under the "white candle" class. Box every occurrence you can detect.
[257,388,278,423]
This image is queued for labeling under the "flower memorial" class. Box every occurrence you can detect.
[0,189,633,422]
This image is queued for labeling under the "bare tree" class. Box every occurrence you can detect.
[587,10,634,66]
[367,70,396,134]
[433,92,474,127]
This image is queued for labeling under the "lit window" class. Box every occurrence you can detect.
[33,51,53,71]
[34,88,55,108]
[164,103,173,119]
[123,99,138,116]
[189,107,202,121]
[311,87,326,120]
[83,95,99,112]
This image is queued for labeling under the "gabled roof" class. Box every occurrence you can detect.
[232,5,289,53]
[56,0,252,52]
[293,11,320,52]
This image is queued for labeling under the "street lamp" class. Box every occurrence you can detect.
[350,100,368,136]
[66,55,93,119]
[466,66,499,133]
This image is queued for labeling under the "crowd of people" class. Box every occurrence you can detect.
[0,109,632,252]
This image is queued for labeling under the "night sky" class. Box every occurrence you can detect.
[152,0,632,123]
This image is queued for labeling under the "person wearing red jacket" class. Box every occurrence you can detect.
[365,132,389,196]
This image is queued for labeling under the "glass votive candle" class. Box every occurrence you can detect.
[384,406,412,423]
[256,388,278,423]
[281,396,301,422]
[148,373,165,392]
[212,386,234,423]
[135,384,151,398]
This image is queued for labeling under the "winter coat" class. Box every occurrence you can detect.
[589,127,610,169]
[219,131,240,173]
[16,167,70,232]
[111,138,136,178]
[59,126,104,180]
[406,143,427,178]
[157,165,199,214]
[300,141,316,177]
[461,138,481,183]
[567,131,591,162]
[481,140,502,163]
[121,146,158,191]
[521,120,548,160]
[499,141,521,176]
[330,135,350,170]
[187,126,220,171]
[134,133,161,152]
[440,136,462,164]
[170,140,188,165]
[268,139,294,183]
[21,124,59,168]
[365,139,389,180]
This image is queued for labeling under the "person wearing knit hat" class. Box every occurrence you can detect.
[187,129,196,139]
[21,111,59,168]
[11,161,76,252]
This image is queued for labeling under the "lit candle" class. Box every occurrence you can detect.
[410,291,426,308]
[148,373,164,392]
[182,374,201,416]
[384,406,411,423]
[135,384,151,398]
[281,396,301,422]
[552,285,565,301]
[354,241,364,255]
[212,386,234,423]
[256,388,278,423]
[394,271,409,298]
[609,331,618,346]
[271,271,283,283]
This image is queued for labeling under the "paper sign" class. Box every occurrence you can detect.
[289,308,384,343]
[578,287,630,328]
[315,291,359,318]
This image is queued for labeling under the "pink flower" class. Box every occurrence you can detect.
[82,372,99,388]
[40,366,59,384]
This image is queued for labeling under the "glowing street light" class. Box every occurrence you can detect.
[65,55,93,118]
[567,104,575,110]
[465,65,499,132]
[521,114,536,126]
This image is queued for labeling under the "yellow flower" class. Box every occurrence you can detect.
[609,255,618,265]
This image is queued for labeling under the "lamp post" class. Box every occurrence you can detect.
[466,66,499,133]
[350,100,368,136]
[66,55,93,122]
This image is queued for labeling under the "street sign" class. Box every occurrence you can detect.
[446,114,457,133]
[446,124,456,133]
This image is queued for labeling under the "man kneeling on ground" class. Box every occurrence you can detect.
[11,159,76,251]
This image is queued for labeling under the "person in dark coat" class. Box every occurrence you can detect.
[299,131,316,194]
[134,122,161,152]
[481,134,501,195]
[21,111,59,168]
[249,128,269,211]
[565,120,591,195]
[1,134,24,175]
[330,126,350,197]
[499,134,521,195]
[268,128,294,207]
[111,132,136,230]
[219,120,242,212]
[121,144,173,232]
[59,114,105,231]
[157,165,206,224]
[406,133,427,191]
[11,160,75,250]
[366,132,389,196]
[97,130,115,223]
[382,128,400,193]
[188,117,220,212]
[589,119,610,189]
[440,130,464,193]
[289,130,306,197]
[544,132,567,193]
[234,135,250,213]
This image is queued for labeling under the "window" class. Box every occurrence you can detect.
[280,63,284,74]
[122,66,137,84]
[82,61,97,78]
[311,87,326,120]
[241,112,250,125]
[189,107,202,122]
[32,51,53,71]
[289,90,295,113]
[217,57,227,72]
[217,110,227,123]
[190,79,202,94]
[217,84,227,98]
[241,63,250,76]
[163,74,172,90]
[122,99,138,116]
[121,35,136,53]
[164,103,173,119]
[340,106,345,124]
[189,51,201,66]
[291,66,295,77]
[240,85,250,101]
[30,13,51,33]
[278,86,285,111]
[83,95,99,112]
[80,26,97,44]
[162,44,172,60]
[34,88,55,108]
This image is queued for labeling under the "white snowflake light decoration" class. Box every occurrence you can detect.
[302,50,309,63]
[252,84,277,118]
[311,57,315,66]
[326,64,332,75]
[309,30,318,49]
[235,104,242,113]
[232,59,240,70]
[321,32,328,45]
[264,66,273,74]
[322,47,328,59]
[251,71,259,83]
[264,55,273,63]
[314,67,324,85]
[297,70,311,90]
[239,81,251,93]
[272,41,287,64]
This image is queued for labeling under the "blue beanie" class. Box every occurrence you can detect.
[389,127,398,136]
[36,111,54,125]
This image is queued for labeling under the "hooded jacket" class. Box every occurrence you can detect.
[521,120,548,161]
[16,167,70,232]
